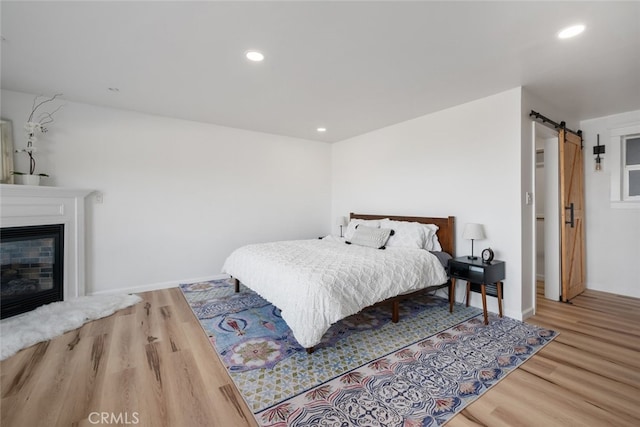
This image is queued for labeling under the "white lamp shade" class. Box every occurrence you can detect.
[462,223,486,240]
[336,216,348,226]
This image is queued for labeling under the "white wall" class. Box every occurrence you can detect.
[580,110,640,297]
[5,87,635,303]
[332,88,525,318]
[1,90,332,295]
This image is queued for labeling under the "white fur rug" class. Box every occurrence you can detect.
[1,294,142,361]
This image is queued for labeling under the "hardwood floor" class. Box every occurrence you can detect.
[1,288,255,427]
[2,285,639,426]
[448,284,640,426]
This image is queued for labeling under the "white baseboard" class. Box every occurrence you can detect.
[536,274,545,281]
[520,306,535,320]
[434,285,535,321]
[89,274,230,296]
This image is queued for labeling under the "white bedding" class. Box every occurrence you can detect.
[221,236,448,348]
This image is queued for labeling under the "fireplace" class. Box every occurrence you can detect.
[1,224,64,319]
[1,185,90,305]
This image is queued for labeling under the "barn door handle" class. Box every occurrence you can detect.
[565,203,575,228]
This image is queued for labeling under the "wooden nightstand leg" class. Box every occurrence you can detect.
[497,281,503,318]
[481,283,488,325]
[466,282,470,307]
[449,278,455,313]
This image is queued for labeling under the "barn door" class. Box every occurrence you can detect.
[559,129,586,301]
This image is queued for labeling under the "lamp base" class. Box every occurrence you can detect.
[467,255,478,260]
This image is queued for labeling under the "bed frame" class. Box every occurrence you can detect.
[350,213,456,336]
[232,213,456,354]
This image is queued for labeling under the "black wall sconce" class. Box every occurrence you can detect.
[594,134,605,171]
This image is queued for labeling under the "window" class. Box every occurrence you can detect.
[609,124,640,208]
[624,135,640,200]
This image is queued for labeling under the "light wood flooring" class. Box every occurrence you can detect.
[1,284,639,426]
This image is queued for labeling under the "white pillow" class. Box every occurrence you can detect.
[421,224,442,251]
[431,232,443,252]
[380,219,425,249]
[421,224,436,250]
[344,219,381,240]
[347,225,393,249]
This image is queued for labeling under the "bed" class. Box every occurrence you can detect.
[222,213,455,352]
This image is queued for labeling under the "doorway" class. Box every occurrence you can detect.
[533,122,561,308]
[532,120,586,309]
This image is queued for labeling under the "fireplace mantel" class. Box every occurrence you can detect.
[1,184,92,300]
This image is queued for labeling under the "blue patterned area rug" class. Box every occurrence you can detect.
[180,279,556,426]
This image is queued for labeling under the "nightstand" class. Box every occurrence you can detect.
[447,256,505,325]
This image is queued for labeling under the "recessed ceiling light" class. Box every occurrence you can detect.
[246,51,264,62]
[558,24,585,39]
[317,127,327,133]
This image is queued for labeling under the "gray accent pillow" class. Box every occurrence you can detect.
[346,225,394,249]
[430,251,452,268]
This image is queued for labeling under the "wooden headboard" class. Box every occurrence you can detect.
[350,213,455,256]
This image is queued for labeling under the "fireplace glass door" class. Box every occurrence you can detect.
[1,224,64,319]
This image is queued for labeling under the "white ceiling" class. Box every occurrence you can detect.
[2,1,639,143]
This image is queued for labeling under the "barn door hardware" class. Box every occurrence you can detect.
[530,110,582,140]
[565,203,575,228]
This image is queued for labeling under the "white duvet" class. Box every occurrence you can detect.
[221,236,448,348]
